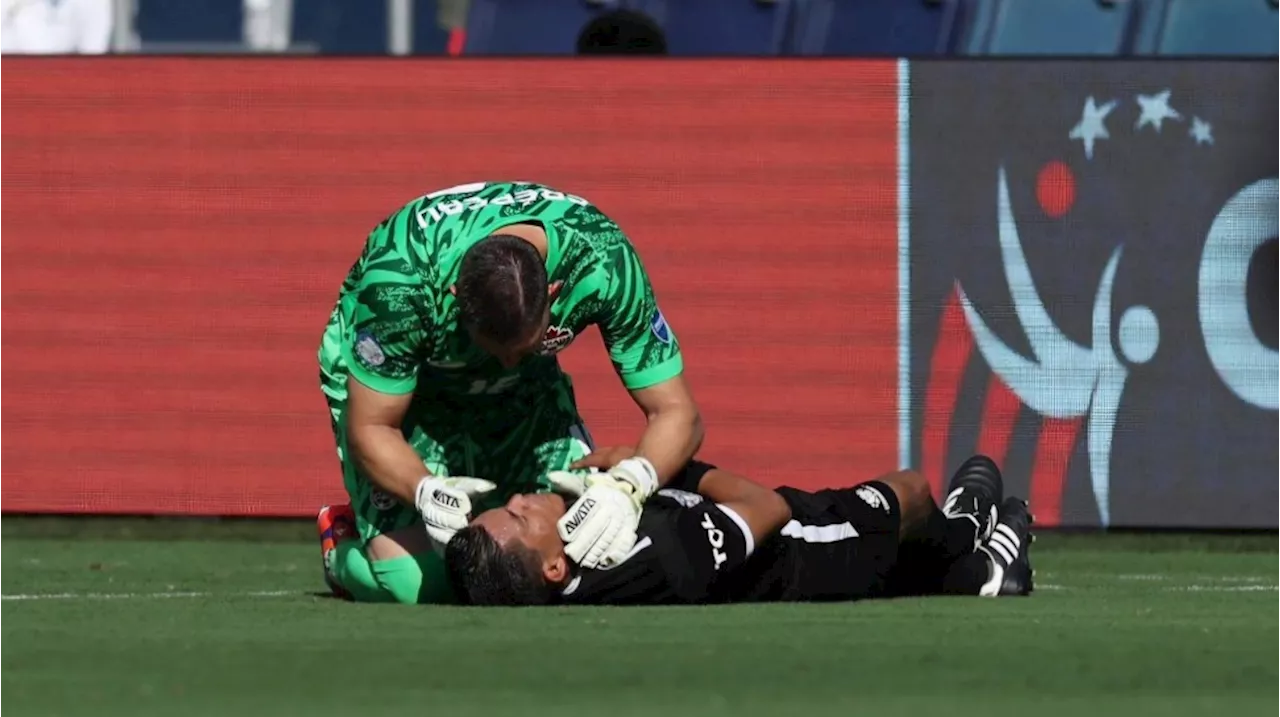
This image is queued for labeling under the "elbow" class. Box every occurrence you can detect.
[688,407,706,453]
[764,488,792,532]
[345,421,383,472]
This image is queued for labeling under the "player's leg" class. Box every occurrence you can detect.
[315,355,360,600]
[881,455,1006,596]
[323,395,467,604]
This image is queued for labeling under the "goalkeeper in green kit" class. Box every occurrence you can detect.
[314,182,705,604]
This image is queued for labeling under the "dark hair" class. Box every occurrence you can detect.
[576,9,668,55]
[455,234,549,344]
[445,525,554,606]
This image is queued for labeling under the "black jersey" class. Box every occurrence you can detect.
[555,463,903,606]
[555,486,757,605]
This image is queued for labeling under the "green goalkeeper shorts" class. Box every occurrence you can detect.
[320,368,594,543]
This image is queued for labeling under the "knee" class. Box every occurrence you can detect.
[879,470,933,518]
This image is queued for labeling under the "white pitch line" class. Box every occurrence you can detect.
[1,590,300,602]
[1168,584,1278,593]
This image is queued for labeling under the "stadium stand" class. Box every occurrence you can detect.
[464,0,606,55]
[1135,0,1280,56]
[292,0,387,54]
[576,8,669,54]
[964,0,1139,55]
[637,0,786,56]
[135,0,242,50]
[40,0,1280,57]
[787,0,959,55]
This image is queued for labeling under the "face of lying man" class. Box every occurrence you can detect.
[471,492,573,584]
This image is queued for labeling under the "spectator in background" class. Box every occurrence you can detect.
[576,8,667,55]
[2,0,112,54]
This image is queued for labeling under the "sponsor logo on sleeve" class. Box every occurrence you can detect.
[650,309,672,344]
[355,332,387,368]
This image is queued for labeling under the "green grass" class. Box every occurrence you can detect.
[2,529,1276,717]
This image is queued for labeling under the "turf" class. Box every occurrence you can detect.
[2,531,1276,717]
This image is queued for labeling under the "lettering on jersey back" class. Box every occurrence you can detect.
[416,187,590,228]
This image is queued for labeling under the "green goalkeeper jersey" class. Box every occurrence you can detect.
[319,181,683,408]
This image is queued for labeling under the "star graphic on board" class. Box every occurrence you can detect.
[1135,90,1183,132]
[1189,116,1214,146]
[1068,96,1118,161]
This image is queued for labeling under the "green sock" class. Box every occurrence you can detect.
[332,542,457,605]
[372,551,457,605]
[332,541,393,603]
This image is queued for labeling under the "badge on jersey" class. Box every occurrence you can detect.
[650,309,672,344]
[370,488,397,511]
[355,332,387,368]
[538,326,575,356]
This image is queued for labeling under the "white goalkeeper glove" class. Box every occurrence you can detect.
[414,476,497,556]
[547,470,641,569]
[604,457,659,504]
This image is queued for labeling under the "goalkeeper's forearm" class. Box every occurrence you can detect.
[633,404,704,485]
[347,424,432,504]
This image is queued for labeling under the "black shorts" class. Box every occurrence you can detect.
[741,481,902,602]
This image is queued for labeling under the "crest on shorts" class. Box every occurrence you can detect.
[538,325,575,355]
[355,332,386,368]
[855,485,889,514]
[370,488,397,511]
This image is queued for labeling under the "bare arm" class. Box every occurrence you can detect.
[628,375,704,485]
[345,377,429,504]
[695,467,791,548]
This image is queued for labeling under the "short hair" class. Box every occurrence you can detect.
[576,10,668,55]
[445,525,554,606]
[455,234,549,344]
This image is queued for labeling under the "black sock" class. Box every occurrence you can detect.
[883,503,982,597]
[920,501,982,564]
[941,552,993,595]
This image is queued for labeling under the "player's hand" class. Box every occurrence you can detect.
[605,457,659,507]
[570,447,637,471]
[568,453,659,507]
[414,476,497,556]
[549,471,641,569]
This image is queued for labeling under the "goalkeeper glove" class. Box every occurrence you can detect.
[547,470,641,569]
[414,476,497,556]
[604,457,659,505]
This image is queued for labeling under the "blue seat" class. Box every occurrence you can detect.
[788,0,959,56]
[465,0,606,54]
[136,0,241,44]
[974,0,1137,55]
[1140,0,1278,56]
[637,0,789,55]
[292,0,387,54]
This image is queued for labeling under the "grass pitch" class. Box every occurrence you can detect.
[2,522,1275,717]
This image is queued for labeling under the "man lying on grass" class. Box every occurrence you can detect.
[444,452,1034,606]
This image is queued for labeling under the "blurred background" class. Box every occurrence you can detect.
[3,0,1278,57]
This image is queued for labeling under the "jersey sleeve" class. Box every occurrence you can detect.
[595,239,684,390]
[342,244,433,396]
[663,501,755,602]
